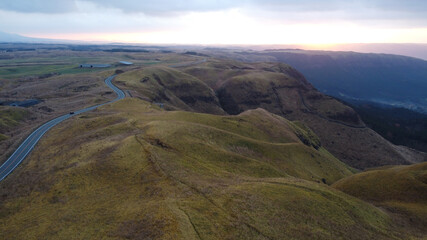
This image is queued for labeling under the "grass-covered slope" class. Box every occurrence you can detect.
[0,98,412,239]
[0,107,30,134]
[116,66,225,114]
[333,162,427,234]
[179,59,426,169]
[0,70,118,165]
[0,107,32,162]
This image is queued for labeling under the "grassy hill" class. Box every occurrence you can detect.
[184,60,426,169]
[1,51,426,239]
[115,59,426,169]
[1,98,417,239]
[333,162,427,234]
[116,66,224,114]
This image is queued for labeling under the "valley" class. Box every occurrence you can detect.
[0,45,426,239]
[217,49,427,114]
[0,98,422,239]
[114,58,425,169]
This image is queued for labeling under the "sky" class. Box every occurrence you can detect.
[0,0,427,45]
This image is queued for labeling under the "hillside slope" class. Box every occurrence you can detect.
[0,71,116,165]
[174,59,425,169]
[1,98,418,239]
[115,66,224,114]
[333,162,427,235]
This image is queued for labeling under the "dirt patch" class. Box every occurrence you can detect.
[140,76,150,83]
[147,137,173,150]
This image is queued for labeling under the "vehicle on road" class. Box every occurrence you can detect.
[0,75,124,182]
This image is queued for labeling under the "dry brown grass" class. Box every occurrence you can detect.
[0,70,116,165]
[178,59,425,169]
[0,98,420,239]
[333,162,427,237]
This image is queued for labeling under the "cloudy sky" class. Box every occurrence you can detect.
[0,0,427,45]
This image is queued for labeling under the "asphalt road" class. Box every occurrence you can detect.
[0,75,125,182]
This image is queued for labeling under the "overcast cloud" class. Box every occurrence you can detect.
[0,0,77,13]
[1,0,427,17]
[0,0,426,43]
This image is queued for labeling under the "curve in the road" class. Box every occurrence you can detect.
[0,75,125,182]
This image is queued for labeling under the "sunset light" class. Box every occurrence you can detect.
[1,1,426,45]
[1,1,427,238]
[29,9,427,45]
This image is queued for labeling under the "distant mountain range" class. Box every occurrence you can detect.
[0,31,51,43]
[0,31,83,44]
[329,43,427,61]
[253,43,427,61]
[1,30,426,113]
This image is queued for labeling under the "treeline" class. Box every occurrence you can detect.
[349,101,427,152]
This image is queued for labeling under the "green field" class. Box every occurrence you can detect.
[0,64,110,78]
[0,51,201,79]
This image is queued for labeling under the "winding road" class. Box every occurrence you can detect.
[0,75,125,182]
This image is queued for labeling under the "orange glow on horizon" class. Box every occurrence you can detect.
[28,10,427,46]
[31,26,427,46]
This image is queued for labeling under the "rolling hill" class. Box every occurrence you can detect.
[0,98,419,239]
[114,66,225,114]
[333,162,427,236]
[0,49,425,239]
[116,59,426,169]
